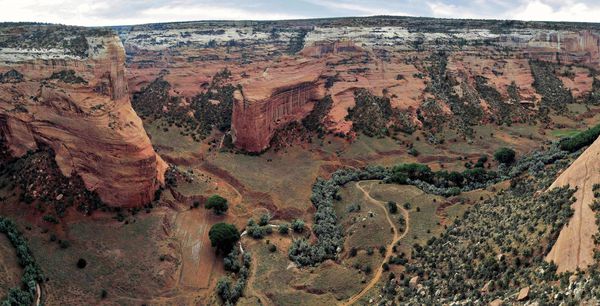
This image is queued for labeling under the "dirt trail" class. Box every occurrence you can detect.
[342,181,410,306]
[546,136,600,273]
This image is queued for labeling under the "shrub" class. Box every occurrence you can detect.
[259,213,271,226]
[494,147,516,164]
[224,249,241,272]
[291,219,305,233]
[387,201,398,214]
[278,224,289,235]
[77,258,87,269]
[59,240,70,249]
[206,195,228,215]
[43,214,59,224]
[247,224,266,239]
[268,244,277,253]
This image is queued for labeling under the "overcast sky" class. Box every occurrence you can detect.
[0,0,598,27]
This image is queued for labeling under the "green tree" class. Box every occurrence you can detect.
[494,147,516,164]
[291,219,305,233]
[209,223,240,254]
[387,201,398,214]
[206,195,229,215]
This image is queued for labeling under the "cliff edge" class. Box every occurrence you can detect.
[0,24,166,207]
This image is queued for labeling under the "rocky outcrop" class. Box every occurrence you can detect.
[231,60,325,152]
[545,135,600,273]
[300,40,363,57]
[0,25,166,208]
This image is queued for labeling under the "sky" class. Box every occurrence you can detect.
[0,0,599,27]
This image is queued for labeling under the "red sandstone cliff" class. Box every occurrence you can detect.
[0,29,166,207]
[231,60,326,152]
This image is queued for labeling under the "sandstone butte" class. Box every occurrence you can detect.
[546,135,600,273]
[0,29,166,208]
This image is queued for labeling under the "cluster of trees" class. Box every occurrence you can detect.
[346,89,394,137]
[302,96,333,136]
[48,70,87,84]
[559,123,600,153]
[475,76,529,125]
[246,216,272,239]
[425,51,483,136]
[386,161,500,195]
[216,251,252,305]
[529,60,574,113]
[493,147,516,164]
[0,217,43,306]
[132,69,235,143]
[289,167,388,266]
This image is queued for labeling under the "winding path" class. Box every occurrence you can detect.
[342,181,410,306]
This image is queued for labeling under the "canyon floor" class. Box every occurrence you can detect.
[1,109,599,304]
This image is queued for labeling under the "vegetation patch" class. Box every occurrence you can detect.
[423,51,485,136]
[287,29,308,54]
[0,217,43,306]
[559,122,600,152]
[346,89,393,137]
[530,60,573,112]
[134,69,235,142]
[0,147,104,218]
[48,70,87,84]
[302,95,333,134]
[0,69,24,84]
[289,167,388,266]
[475,76,529,125]
[385,179,575,304]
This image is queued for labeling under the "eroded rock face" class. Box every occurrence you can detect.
[231,60,326,152]
[0,25,166,207]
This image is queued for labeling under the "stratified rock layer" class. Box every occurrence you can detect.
[0,26,166,207]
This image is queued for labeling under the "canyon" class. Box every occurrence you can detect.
[3,17,600,305]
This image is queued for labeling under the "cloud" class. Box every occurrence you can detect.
[0,0,597,26]
[427,2,483,19]
[303,0,410,16]
[510,0,600,22]
[139,5,306,23]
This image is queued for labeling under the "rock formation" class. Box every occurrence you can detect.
[545,136,600,272]
[231,60,326,152]
[0,25,166,207]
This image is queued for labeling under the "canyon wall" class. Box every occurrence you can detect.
[230,60,325,152]
[117,19,600,152]
[0,25,166,207]
[232,81,322,152]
